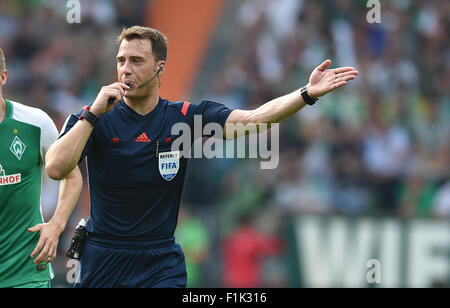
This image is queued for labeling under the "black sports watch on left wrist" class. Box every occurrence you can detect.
[79,106,99,126]
[300,86,319,106]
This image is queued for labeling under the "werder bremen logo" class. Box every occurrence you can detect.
[9,136,27,160]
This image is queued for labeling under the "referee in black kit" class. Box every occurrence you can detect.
[45,25,358,287]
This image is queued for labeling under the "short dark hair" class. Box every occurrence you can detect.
[0,48,5,72]
[117,26,168,62]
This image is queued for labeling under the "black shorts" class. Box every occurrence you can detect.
[74,235,187,288]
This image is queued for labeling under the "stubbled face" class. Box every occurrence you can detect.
[116,38,163,99]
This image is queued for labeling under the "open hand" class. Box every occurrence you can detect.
[307,59,359,98]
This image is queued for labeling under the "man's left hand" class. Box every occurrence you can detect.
[307,59,359,98]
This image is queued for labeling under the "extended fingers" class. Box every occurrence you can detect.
[334,69,358,82]
[34,241,57,264]
[335,69,359,77]
[331,80,348,90]
[334,66,358,74]
[30,237,44,259]
[50,245,57,262]
[34,245,50,264]
[335,74,357,83]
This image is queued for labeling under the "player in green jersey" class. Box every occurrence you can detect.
[0,48,83,288]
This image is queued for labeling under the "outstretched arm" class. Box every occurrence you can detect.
[224,59,358,138]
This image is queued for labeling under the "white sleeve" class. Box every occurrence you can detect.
[39,112,59,165]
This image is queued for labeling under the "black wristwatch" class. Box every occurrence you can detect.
[300,86,319,106]
[79,106,99,126]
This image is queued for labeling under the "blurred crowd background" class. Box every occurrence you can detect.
[0,0,448,287]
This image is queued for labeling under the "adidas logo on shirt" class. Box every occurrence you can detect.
[136,132,151,143]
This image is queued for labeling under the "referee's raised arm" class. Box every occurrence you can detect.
[223,59,358,139]
[45,82,129,180]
